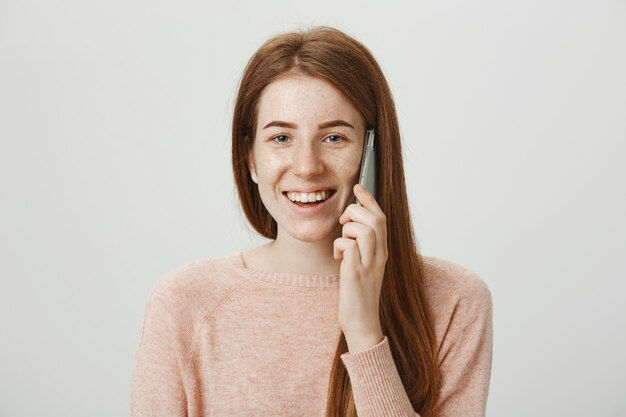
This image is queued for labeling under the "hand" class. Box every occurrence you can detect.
[334,183,388,352]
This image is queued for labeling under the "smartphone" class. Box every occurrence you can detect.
[355,129,376,206]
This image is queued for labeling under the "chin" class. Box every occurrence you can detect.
[284,223,341,243]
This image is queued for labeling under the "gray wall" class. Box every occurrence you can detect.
[1,0,624,416]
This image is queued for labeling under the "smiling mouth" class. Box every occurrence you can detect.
[282,189,337,206]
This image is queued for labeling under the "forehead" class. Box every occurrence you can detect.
[256,75,363,127]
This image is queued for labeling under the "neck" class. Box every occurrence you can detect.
[263,230,342,275]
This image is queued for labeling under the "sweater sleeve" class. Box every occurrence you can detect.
[340,279,493,417]
[434,278,493,417]
[340,336,417,416]
[130,278,189,417]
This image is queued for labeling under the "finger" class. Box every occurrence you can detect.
[338,203,357,225]
[333,237,362,272]
[339,203,376,227]
[341,221,376,267]
[353,184,384,216]
[339,203,387,257]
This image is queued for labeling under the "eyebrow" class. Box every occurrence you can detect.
[262,119,355,130]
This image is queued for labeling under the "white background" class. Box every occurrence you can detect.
[1,0,625,416]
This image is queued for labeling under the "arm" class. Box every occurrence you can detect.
[432,279,493,416]
[340,279,493,417]
[130,279,189,417]
[340,335,419,416]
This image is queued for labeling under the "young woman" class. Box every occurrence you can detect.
[131,27,493,417]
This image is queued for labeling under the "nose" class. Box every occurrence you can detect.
[292,141,325,178]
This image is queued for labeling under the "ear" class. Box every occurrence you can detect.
[245,137,258,184]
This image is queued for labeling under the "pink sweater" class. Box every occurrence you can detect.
[130,252,493,417]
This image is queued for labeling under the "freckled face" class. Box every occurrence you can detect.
[247,74,366,243]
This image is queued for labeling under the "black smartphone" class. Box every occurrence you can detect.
[355,129,376,206]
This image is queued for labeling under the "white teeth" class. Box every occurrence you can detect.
[287,190,332,203]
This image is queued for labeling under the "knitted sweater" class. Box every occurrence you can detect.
[130,252,493,417]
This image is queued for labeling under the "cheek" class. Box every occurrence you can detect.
[254,154,287,181]
[336,152,362,181]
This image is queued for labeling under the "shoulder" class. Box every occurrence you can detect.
[145,252,252,320]
[136,252,254,359]
[419,255,493,353]
[420,255,492,310]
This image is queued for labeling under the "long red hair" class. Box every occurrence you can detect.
[231,26,441,417]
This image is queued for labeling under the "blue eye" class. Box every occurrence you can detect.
[325,135,344,143]
[273,135,289,143]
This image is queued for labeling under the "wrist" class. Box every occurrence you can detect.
[344,328,384,354]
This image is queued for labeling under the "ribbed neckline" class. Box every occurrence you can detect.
[227,251,341,288]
